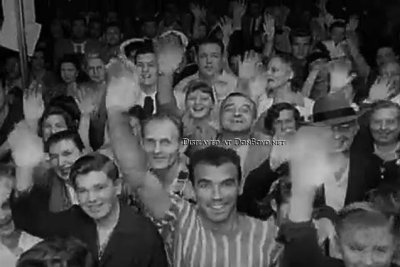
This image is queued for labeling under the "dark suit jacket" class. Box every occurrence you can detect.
[342,148,381,205]
[11,189,168,267]
[238,139,381,219]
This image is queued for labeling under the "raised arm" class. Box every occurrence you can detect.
[282,127,339,267]
[8,121,73,238]
[156,41,184,117]
[106,62,171,218]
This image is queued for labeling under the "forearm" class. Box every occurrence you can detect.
[25,119,39,134]
[192,18,203,40]
[107,110,148,188]
[157,73,175,106]
[78,114,92,152]
[15,166,35,192]
[301,71,318,97]
[262,39,274,59]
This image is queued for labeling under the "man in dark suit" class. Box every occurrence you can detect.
[11,153,168,267]
[279,127,398,267]
[310,92,381,212]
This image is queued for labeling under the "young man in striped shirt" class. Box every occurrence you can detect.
[108,98,279,266]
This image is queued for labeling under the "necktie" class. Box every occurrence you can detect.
[143,96,154,116]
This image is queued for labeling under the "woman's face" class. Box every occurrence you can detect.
[273,109,297,137]
[60,62,78,84]
[42,114,68,141]
[266,57,293,90]
[185,90,214,119]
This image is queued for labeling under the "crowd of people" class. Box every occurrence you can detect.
[1,0,400,266]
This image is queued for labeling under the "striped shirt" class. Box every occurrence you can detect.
[157,195,279,267]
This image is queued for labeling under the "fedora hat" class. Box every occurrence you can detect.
[311,92,358,126]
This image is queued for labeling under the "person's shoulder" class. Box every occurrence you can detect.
[119,205,159,232]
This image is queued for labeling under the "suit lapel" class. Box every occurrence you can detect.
[345,151,363,205]
[243,138,272,179]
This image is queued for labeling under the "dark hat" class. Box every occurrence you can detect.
[311,92,358,126]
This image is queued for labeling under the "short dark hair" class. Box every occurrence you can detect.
[17,237,94,267]
[264,103,301,136]
[290,28,312,44]
[134,40,155,63]
[195,37,225,56]
[105,22,122,32]
[57,54,86,83]
[142,113,184,139]
[220,92,257,119]
[45,130,85,153]
[185,80,215,103]
[329,20,346,32]
[127,105,147,121]
[72,16,87,26]
[188,146,242,184]
[69,153,119,188]
[89,17,102,27]
[270,54,295,73]
[38,106,77,139]
[47,95,81,123]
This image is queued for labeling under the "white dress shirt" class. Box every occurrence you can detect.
[324,161,350,212]
[0,232,41,267]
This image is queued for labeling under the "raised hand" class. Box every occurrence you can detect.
[329,59,355,93]
[346,15,359,32]
[238,50,263,80]
[233,0,247,20]
[368,77,396,101]
[75,87,98,116]
[263,13,275,42]
[190,3,207,21]
[218,16,234,39]
[23,82,44,121]
[157,45,185,75]
[8,121,45,167]
[106,60,141,112]
[289,126,335,194]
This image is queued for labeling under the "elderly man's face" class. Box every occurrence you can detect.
[87,58,106,83]
[142,119,183,170]
[220,96,255,133]
[370,107,400,146]
[329,120,359,153]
